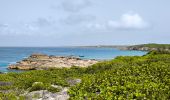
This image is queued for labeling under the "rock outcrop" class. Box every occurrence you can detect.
[24,79,81,100]
[8,53,98,70]
[25,89,69,100]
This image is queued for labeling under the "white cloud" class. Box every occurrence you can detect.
[86,23,106,30]
[0,24,10,34]
[108,13,150,29]
[0,18,58,36]
[61,0,91,12]
[26,18,56,31]
[61,14,96,25]
[0,24,8,28]
[87,13,150,31]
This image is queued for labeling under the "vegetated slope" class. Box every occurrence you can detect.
[0,51,170,99]
[0,67,86,99]
[68,51,170,99]
[142,43,170,48]
[128,43,170,51]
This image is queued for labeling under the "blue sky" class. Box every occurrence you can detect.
[0,0,170,46]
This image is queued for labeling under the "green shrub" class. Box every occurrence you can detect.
[47,86,61,93]
[29,82,46,92]
[0,92,17,100]
[68,53,170,99]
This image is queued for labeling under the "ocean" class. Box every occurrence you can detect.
[0,47,147,72]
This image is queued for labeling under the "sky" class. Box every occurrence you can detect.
[0,0,170,46]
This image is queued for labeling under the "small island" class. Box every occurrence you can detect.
[8,53,98,70]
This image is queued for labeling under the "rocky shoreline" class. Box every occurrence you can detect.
[8,44,170,70]
[126,45,170,51]
[79,44,170,51]
[8,53,98,70]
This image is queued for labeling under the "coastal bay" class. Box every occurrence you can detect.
[0,47,146,72]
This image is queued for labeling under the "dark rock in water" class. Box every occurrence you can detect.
[30,53,49,59]
[79,55,85,57]
[8,53,98,70]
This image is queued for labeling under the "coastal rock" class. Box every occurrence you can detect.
[8,53,98,70]
[30,53,50,59]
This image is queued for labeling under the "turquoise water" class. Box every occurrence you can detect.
[0,47,147,72]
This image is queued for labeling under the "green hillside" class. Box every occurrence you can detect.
[129,44,170,50]
[0,51,170,99]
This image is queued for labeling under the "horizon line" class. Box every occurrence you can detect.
[0,43,169,48]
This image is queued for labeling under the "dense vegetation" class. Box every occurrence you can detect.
[142,43,170,48]
[0,50,170,99]
[133,43,170,50]
[69,51,170,99]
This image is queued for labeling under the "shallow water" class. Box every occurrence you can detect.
[0,47,147,72]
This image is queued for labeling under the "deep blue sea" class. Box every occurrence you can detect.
[0,47,147,72]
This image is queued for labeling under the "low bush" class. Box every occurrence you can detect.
[29,82,46,92]
[47,86,61,93]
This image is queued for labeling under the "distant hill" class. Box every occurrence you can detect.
[127,43,170,51]
[77,45,129,50]
[77,43,170,51]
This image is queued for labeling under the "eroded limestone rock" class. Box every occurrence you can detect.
[8,53,98,70]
